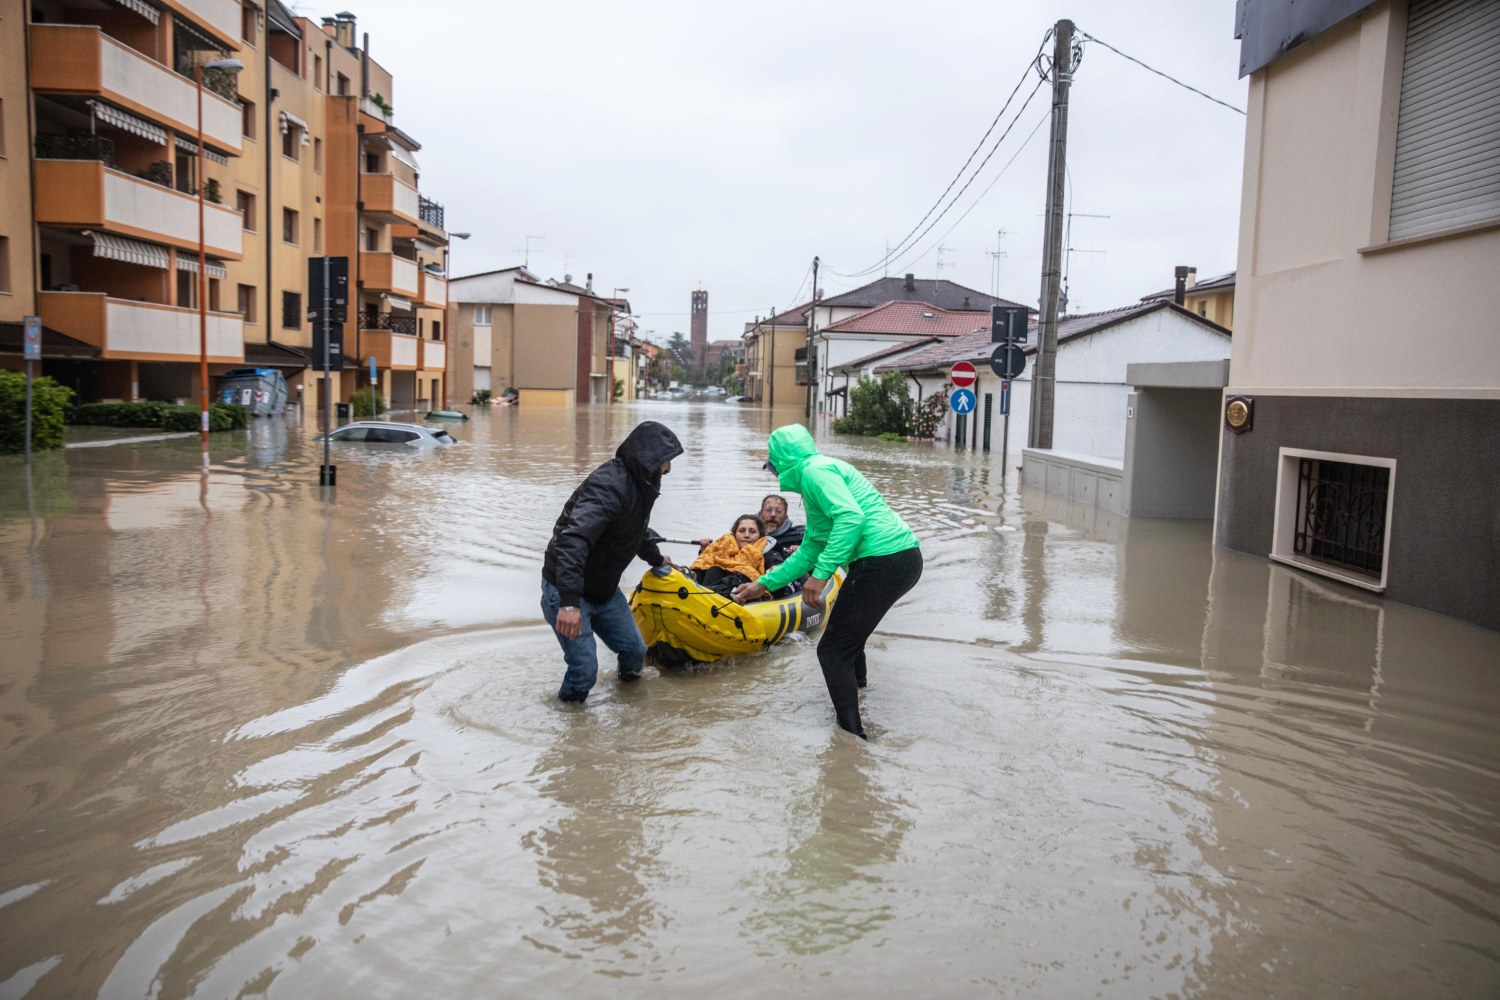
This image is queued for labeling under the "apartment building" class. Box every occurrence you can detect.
[448,267,616,406]
[2,0,449,411]
[1219,0,1500,630]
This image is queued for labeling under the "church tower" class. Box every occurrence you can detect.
[690,286,708,369]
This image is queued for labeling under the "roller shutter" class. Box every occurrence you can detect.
[1388,0,1500,240]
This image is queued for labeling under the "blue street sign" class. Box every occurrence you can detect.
[950,387,976,414]
[1000,380,1011,416]
[369,356,377,384]
[23,315,42,361]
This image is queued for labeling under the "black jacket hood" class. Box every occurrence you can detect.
[616,420,684,490]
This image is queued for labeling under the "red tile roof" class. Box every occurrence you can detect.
[823,300,990,336]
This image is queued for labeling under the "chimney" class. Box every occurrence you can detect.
[1173,266,1190,306]
[963,296,970,309]
[586,272,593,292]
[334,11,356,49]
[904,273,915,293]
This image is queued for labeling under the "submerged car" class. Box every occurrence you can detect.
[322,420,456,446]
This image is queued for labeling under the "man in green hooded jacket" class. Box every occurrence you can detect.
[732,424,922,738]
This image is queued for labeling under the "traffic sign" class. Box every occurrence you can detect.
[991,305,1028,345]
[1000,379,1011,415]
[990,344,1026,379]
[950,361,977,389]
[949,388,976,414]
[23,316,42,361]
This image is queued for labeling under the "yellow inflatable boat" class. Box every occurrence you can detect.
[630,566,843,666]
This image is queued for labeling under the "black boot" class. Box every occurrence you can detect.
[835,703,867,740]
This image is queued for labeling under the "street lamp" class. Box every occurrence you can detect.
[196,57,243,458]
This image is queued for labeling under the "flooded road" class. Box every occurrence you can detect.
[2,401,1498,998]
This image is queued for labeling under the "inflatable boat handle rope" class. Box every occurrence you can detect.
[645,561,748,634]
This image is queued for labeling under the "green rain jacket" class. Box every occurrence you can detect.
[757,424,919,592]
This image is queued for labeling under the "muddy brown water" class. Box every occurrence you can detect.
[1,402,1497,998]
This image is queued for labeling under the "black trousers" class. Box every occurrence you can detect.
[816,545,923,737]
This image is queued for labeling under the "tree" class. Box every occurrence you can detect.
[830,372,915,437]
[0,371,74,454]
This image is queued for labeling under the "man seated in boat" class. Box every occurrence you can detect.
[757,494,808,597]
[688,514,769,597]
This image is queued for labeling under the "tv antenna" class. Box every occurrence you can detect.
[985,228,1010,298]
[516,235,545,269]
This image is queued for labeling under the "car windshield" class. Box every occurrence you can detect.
[432,430,453,442]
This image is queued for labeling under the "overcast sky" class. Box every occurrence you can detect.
[309,0,1248,343]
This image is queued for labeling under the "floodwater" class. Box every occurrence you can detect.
[1,401,1498,999]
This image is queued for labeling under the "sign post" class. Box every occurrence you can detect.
[310,256,348,486]
[22,316,41,466]
[991,307,1026,479]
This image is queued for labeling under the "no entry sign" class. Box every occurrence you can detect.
[950,361,977,388]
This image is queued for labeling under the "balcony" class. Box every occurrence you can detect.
[361,173,420,225]
[363,330,419,371]
[35,159,243,258]
[419,270,446,308]
[39,292,243,361]
[418,196,445,231]
[30,25,243,157]
[420,339,446,372]
[360,252,420,297]
[163,0,243,49]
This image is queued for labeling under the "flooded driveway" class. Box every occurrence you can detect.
[2,402,1498,997]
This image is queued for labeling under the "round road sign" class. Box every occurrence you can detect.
[990,344,1026,379]
[950,361,977,388]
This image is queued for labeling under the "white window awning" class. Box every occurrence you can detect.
[387,137,420,171]
[89,232,169,269]
[382,295,413,311]
[279,111,309,133]
[174,136,229,166]
[88,100,166,145]
[109,0,160,25]
[175,255,228,279]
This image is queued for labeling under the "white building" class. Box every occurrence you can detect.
[1216,0,1500,630]
[878,300,1231,461]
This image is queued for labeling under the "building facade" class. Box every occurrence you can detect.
[1218,0,1500,630]
[447,267,616,406]
[2,1,449,412]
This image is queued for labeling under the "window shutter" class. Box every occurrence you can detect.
[1389,0,1500,240]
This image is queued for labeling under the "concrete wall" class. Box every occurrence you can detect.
[1021,449,1124,514]
[1216,395,1500,632]
[513,302,576,390]
[1122,388,1223,518]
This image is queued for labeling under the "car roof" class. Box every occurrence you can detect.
[341,421,440,431]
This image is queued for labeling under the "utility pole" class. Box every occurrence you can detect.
[1030,19,1073,450]
[806,256,819,420]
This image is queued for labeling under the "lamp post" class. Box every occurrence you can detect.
[446,232,470,408]
[609,287,629,406]
[196,57,243,458]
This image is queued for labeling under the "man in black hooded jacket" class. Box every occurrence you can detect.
[541,420,684,702]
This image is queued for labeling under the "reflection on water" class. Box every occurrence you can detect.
[0,402,1497,997]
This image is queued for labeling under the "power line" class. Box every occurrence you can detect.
[835,76,1047,281]
[1076,30,1246,115]
[830,30,1054,279]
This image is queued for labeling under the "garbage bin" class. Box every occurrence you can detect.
[335,402,351,421]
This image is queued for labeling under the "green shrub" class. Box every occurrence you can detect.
[0,371,74,453]
[350,387,386,418]
[72,400,175,428]
[911,384,950,438]
[830,372,915,437]
[160,402,248,432]
[878,431,906,442]
[470,388,493,406]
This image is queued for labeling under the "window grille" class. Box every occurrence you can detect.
[1293,458,1390,579]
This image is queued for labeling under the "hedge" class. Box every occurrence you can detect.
[0,371,75,454]
[70,400,249,433]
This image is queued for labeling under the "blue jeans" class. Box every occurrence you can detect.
[540,579,647,700]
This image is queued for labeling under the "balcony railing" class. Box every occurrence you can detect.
[39,291,243,360]
[35,134,116,165]
[364,313,417,335]
[34,160,242,258]
[418,196,444,229]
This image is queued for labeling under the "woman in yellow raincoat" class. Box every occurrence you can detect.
[689,514,768,594]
